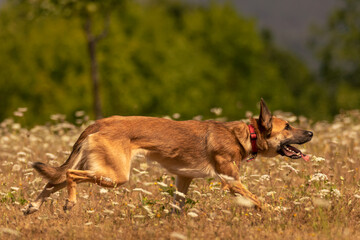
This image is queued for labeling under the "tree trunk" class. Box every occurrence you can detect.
[84,16,103,120]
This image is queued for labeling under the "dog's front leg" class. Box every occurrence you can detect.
[220,176,261,210]
[173,175,193,211]
[215,157,261,210]
[228,181,262,209]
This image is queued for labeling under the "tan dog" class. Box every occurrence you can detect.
[23,99,313,215]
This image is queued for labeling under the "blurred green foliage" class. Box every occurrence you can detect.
[0,0,331,125]
[312,0,360,115]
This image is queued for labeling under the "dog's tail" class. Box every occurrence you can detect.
[32,162,67,184]
[32,123,100,184]
[32,147,83,184]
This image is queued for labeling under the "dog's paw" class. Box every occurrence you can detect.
[22,203,39,215]
[63,199,76,212]
[254,204,262,211]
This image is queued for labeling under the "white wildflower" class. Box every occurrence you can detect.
[319,189,330,198]
[193,190,201,196]
[1,136,10,143]
[133,188,153,195]
[2,161,12,166]
[310,173,328,182]
[193,115,203,121]
[332,189,341,198]
[174,191,186,198]
[156,182,168,187]
[12,164,21,172]
[170,232,187,240]
[187,212,198,218]
[12,123,21,130]
[189,208,200,213]
[305,206,314,211]
[103,208,114,215]
[132,168,148,175]
[283,163,299,174]
[18,107,28,112]
[61,135,70,142]
[127,203,136,209]
[172,113,181,119]
[48,160,59,167]
[169,203,181,211]
[287,116,297,122]
[0,227,21,237]
[312,156,325,163]
[17,152,27,163]
[75,111,85,117]
[81,194,89,199]
[50,114,66,121]
[274,206,290,212]
[143,205,155,218]
[139,162,148,170]
[14,111,23,117]
[45,153,57,160]
[10,187,19,191]
[62,151,71,156]
[221,210,232,215]
[99,188,108,194]
[259,174,270,182]
[210,107,223,116]
[266,191,276,196]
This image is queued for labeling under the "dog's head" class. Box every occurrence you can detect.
[253,99,313,161]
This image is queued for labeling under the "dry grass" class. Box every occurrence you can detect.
[1,110,360,239]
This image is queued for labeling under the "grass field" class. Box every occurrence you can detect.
[1,110,360,239]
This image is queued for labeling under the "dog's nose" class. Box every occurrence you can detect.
[307,131,313,138]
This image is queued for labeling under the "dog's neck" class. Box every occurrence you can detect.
[249,118,269,153]
[223,121,255,160]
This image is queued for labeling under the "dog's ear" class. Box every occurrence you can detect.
[259,98,272,137]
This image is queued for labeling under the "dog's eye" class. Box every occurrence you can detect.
[284,123,291,130]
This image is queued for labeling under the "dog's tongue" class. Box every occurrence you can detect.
[301,153,310,162]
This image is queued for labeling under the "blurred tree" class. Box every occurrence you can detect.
[0,0,326,125]
[27,0,121,119]
[311,0,360,112]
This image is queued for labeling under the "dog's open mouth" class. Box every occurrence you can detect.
[279,144,310,161]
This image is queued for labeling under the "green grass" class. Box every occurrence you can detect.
[1,110,360,239]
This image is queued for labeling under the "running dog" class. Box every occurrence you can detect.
[23,99,313,215]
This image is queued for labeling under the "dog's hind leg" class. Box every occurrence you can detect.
[23,181,67,215]
[174,175,193,209]
[63,169,129,211]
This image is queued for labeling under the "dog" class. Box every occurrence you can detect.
[23,99,313,215]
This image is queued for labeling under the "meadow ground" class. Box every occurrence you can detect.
[1,110,360,239]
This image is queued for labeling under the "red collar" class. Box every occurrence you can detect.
[248,124,258,158]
